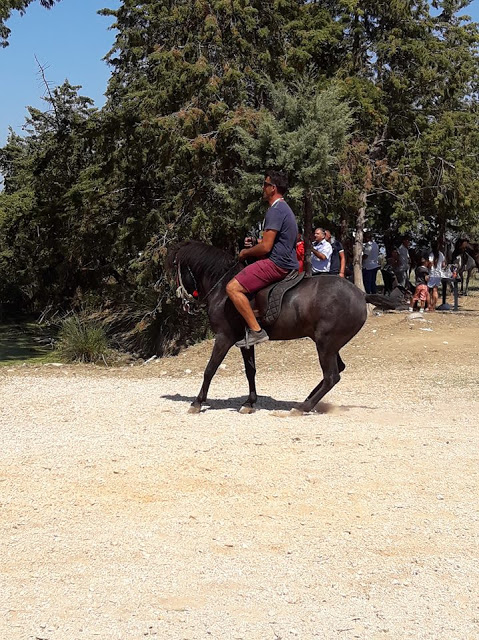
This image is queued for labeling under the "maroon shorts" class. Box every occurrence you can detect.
[412,283,428,302]
[235,259,289,293]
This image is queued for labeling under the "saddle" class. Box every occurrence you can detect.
[252,271,305,326]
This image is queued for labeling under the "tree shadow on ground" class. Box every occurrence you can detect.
[162,393,378,413]
[0,323,54,364]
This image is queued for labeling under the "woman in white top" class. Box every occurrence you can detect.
[427,241,446,311]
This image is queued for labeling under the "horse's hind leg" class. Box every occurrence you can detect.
[189,334,233,413]
[239,346,257,414]
[293,345,341,414]
[304,353,345,401]
[464,271,470,296]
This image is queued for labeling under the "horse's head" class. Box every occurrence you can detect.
[165,243,201,314]
[167,241,238,313]
[165,243,182,274]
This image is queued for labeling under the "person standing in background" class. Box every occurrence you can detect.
[325,229,345,277]
[296,229,305,273]
[397,236,411,286]
[362,231,380,294]
[311,228,332,274]
[409,255,429,313]
[427,240,446,312]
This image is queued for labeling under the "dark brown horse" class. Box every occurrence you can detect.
[169,241,393,415]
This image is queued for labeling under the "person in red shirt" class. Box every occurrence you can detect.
[296,229,305,272]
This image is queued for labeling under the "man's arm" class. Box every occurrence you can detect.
[239,229,277,261]
[339,249,346,277]
[313,241,333,261]
[312,247,328,260]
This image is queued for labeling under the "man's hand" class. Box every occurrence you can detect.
[238,229,277,262]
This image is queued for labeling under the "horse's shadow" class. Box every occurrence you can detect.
[162,393,294,411]
[162,393,377,414]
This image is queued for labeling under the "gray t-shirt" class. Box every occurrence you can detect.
[263,199,299,270]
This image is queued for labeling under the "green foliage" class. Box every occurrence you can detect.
[56,315,109,364]
[232,80,353,226]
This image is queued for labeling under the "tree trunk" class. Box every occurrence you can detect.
[438,207,447,252]
[303,191,313,277]
[353,190,367,291]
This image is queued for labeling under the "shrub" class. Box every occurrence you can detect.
[56,315,109,364]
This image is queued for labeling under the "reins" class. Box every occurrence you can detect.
[176,262,199,314]
[176,259,239,315]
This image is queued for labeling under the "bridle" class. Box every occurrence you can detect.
[175,259,239,315]
[176,261,200,315]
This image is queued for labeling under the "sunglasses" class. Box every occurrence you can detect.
[263,181,275,188]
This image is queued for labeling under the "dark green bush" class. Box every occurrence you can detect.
[56,315,109,364]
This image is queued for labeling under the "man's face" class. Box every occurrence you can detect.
[314,229,324,242]
[325,230,332,242]
[262,177,276,200]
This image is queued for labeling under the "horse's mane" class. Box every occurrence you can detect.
[172,241,237,281]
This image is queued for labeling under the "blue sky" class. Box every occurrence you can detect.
[1,0,478,147]
[0,0,120,146]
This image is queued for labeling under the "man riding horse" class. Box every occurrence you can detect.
[226,170,299,348]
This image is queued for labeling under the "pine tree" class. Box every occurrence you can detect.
[0,82,105,308]
[333,0,479,286]
[232,80,353,274]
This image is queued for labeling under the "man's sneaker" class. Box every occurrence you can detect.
[235,328,269,349]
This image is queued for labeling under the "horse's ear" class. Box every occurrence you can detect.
[166,244,181,272]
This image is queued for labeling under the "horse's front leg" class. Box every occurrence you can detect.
[189,334,233,413]
[239,346,257,414]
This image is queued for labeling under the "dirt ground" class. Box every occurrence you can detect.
[1,289,478,639]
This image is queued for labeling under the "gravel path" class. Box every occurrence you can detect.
[1,295,478,639]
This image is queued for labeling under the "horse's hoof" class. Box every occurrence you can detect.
[289,408,304,417]
[188,405,201,414]
[239,405,255,414]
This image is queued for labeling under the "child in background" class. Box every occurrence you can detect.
[409,255,429,313]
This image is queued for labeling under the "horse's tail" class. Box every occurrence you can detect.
[365,294,398,310]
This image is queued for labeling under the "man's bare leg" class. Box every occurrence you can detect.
[226,278,261,331]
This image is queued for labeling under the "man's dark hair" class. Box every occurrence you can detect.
[265,169,289,195]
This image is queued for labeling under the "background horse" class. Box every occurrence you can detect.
[169,241,393,415]
[453,241,479,296]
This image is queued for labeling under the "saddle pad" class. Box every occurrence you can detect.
[255,271,305,326]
